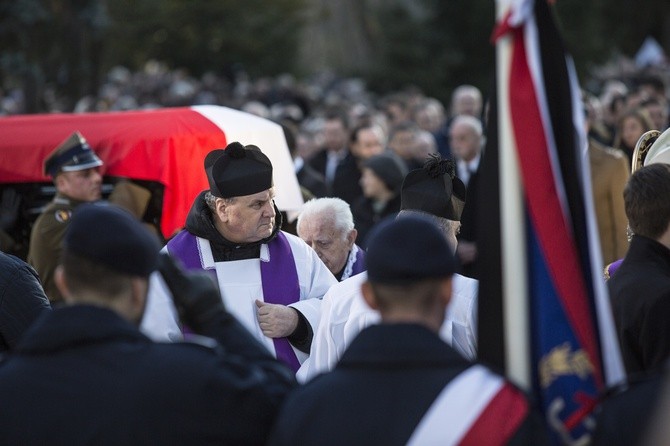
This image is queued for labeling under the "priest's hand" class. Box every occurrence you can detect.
[255,300,298,338]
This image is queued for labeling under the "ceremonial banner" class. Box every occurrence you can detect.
[478,0,625,443]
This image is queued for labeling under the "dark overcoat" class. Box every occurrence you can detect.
[269,324,547,446]
[0,305,294,446]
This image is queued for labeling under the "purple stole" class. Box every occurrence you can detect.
[604,258,624,281]
[351,244,366,277]
[167,230,301,372]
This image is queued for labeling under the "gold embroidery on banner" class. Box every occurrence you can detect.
[539,342,594,388]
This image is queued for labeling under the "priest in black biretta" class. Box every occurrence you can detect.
[204,142,274,198]
[140,141,337,373]
[400,154,466,221]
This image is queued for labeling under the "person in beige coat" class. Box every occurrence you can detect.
[589,139,630,265]
[584,96,630,266]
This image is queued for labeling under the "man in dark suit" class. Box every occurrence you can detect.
[434,85,484,158]
[609,163,670,376]
[307,109,350,194]
[269,216,547,445]
[330,122,386,206]
[450,114,484,279]
[0,203,294,445]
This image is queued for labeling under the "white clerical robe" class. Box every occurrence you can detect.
[141,231,336,363]
[297,271,478,382]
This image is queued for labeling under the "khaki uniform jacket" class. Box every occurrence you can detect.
[27,181,152,304]
[27,194,81,304]
[589,140,630,265]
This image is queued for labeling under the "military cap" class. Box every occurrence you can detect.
[400,154,466,221]
[205,142,273,198]
[64,203,160,277]
[44,131,103,177]
[366,215,457,285]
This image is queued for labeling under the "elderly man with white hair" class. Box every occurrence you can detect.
[450,84,483,118]
[297,197,365,282]
[450,114,485,279]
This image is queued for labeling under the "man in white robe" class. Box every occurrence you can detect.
[298,155,478,382]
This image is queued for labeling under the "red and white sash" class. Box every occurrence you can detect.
[407,365,529,446]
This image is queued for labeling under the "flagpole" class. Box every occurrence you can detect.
[495,0,531,390]
[567,60,626,386]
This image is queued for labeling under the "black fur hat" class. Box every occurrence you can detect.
[205,142,273,198]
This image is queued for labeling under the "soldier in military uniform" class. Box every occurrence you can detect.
[28,131,154,304]
[28,131,105,304]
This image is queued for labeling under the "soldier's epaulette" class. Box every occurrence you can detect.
[54,209,72,223]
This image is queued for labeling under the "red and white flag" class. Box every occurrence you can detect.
[0,105,302,238]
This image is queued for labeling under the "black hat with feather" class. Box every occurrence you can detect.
[400,154,466,221]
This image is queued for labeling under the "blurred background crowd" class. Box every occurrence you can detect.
[1,0,670,265]
[1,0,669,117]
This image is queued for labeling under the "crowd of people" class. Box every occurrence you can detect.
[1,57,670,444]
